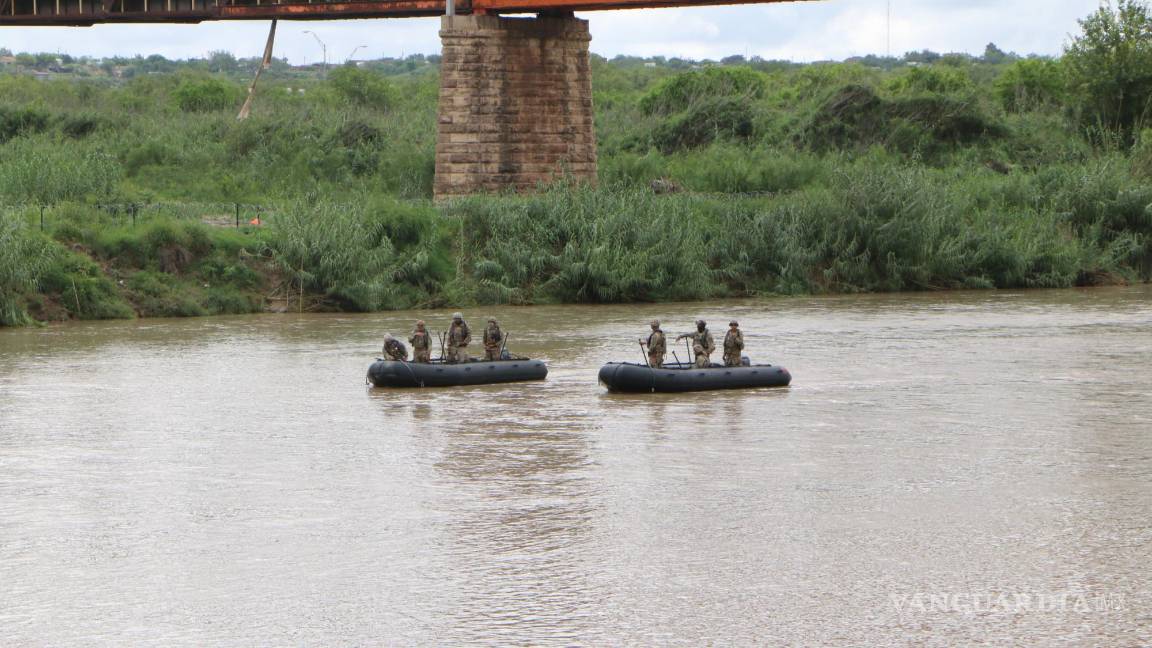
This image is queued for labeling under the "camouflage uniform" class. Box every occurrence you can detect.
[446,313,471,364]
[723,323,744,367]
[643,321,666,368]
[383,336,408,362]
[678,321,715,368]
[409,322,434,363]
[483,318,504,362]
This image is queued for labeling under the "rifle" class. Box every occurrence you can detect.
[499,331,510,359]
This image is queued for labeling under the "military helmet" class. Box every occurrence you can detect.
[696,319,706,326]
[487,316,496,323]
[650,319,660,328]
[729,320,739,327]
[416,320,425,327]
[452,312,463,320]
[383,333,394,342]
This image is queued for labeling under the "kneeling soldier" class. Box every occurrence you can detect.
[382,333,408,362]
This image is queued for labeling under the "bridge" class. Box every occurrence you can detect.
[1,0,806,199]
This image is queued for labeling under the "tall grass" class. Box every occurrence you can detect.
[0,212,58,325]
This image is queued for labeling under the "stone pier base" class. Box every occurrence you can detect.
[433,14,597,200]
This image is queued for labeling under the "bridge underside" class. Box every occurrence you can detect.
[0,0,800,25]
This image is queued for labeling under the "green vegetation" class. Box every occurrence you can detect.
[1,2,1151,325]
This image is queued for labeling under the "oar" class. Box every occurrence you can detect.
[638,339,651,367]
[672,350,683,368]
[438,331,447,362]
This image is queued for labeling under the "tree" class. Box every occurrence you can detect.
[1064,0,1152,144]
[983,43,1011,65]
[995,58,1064,112]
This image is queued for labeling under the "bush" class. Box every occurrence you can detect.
[326,66,396,108]
[651,97,756,152]
[640,66,768,115]
[885,65,974,95]
[173,76,242,112]
[994,58,1065,112]
[0,106,51,142]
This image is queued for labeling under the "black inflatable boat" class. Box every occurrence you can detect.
[367,358,548,388]
[598,361,791,393]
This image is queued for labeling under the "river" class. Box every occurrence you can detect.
[1,286,1150,645]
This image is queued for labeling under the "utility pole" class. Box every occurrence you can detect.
[302,30,327,77]
[346,44,368,64]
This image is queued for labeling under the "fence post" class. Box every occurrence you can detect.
[235,203,241,228]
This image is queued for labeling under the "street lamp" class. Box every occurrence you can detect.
[302,30,327,78]
[346,44,368,63]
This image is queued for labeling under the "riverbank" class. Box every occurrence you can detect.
[3,158,1150,327]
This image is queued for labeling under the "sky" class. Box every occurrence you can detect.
[0,0,1104,64]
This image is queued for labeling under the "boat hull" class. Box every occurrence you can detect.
[367,359,548,388]
[598,362,791,393]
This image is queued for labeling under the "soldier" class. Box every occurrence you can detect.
[483,317,504,361]
[723,320,744,367]
[677,319,715,368]
[382,333,408,362]
[640,319,666,368]
[446,312,472,364]
[409,320,434,363]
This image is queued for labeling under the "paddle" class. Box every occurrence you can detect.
[638,339,651,367]
[499,331,510,359]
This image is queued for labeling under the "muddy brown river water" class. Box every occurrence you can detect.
[1,287,1151,645]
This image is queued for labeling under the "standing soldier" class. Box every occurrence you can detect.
[446,312,472,364]
[723,320,744,367]
[382,333,408,362]
[483,317,504,361]
[677,319,715,368]
[409,320,434,363]
[640,319,667,368]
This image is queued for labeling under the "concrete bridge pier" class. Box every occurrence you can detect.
[433,14,597,200]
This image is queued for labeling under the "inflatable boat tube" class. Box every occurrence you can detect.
[368,358,548,388]
[598,362,791,393]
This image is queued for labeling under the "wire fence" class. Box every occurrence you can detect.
[2,202,277,231]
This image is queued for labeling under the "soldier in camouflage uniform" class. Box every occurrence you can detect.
[723,320,744,367]
[483,317,504,361]
[382,333,408,362]
[446,312,472,364]
[640,319,667,368]
[677,320,715,368]
[409,320,434,363]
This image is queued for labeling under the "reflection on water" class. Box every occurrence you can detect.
[2,286,1151,645]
